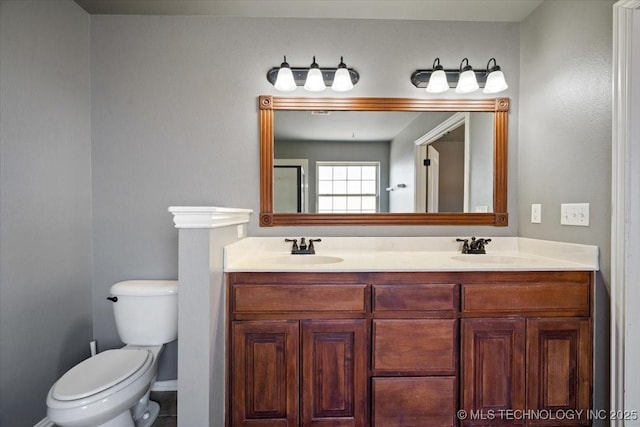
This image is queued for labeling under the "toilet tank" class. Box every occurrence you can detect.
[110,280,178,346]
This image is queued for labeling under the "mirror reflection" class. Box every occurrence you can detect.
[274,111,494,214]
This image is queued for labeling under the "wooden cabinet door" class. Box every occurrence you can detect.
[461,319,526,426]
[527,318,591,426]
[232,321,299,427]
[301,320,367,427]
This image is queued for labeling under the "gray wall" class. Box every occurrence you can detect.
[468,112,494,211]
[90,16,520,368]
[389,111,466,212]
[0,1,93,425]
[518,1,614,423]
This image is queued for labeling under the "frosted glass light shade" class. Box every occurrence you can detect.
[426,69,449,93]
[455,69,479,93]
[483,70,508,93]
[274,67,296,92]
[331,67,353,92]
[304,67,326,92]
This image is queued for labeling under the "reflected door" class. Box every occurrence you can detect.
[274,165,304,213]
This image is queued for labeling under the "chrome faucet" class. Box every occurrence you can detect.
[285,237,322,254]
[456,237,491,254]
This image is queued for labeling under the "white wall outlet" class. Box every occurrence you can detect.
[531,203,542,223]
[237,224,245,239]
[561,203,590,226]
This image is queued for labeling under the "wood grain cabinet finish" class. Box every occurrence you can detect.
[527,319,591,426]
[461,276,590,317]
[372,319,457,375]
[231,321,299,427]
[227,271,593,427]
[372,377,456,427]
[461,271,593,427]
[373,283,457,313]
[461,319,526,426]
[302,320,367,426]
[233,284,367,313]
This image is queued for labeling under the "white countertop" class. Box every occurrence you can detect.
[224,237,599,272]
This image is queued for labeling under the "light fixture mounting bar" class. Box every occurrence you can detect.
[267,67,360,87]
[411,69,488,89]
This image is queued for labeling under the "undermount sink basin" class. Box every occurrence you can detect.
[451,254,524,264]
[269,255,344,265]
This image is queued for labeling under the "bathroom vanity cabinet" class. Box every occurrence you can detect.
[459,271,592,426]
[226,270,593,427]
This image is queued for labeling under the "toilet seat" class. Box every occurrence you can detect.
[47,347,158,427]
[51,348,152,401]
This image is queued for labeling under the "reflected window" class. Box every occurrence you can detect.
[316,162,379,213]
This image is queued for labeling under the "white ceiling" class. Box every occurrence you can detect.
[73,0,543,22]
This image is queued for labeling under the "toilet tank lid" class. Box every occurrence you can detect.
[110,280,178,296]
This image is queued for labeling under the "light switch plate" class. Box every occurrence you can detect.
[531,204,541,223]
[561,203,590,226]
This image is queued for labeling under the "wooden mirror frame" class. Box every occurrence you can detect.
[259,95,509,227]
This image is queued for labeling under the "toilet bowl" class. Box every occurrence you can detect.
[46,280,178,427]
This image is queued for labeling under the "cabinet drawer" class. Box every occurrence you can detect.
[373,283,458,312]
[372,377,456,427]
[462,282,590,316]
[372,319,457,374]
[233,284,367,313]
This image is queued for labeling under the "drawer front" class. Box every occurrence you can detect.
[373,319,457,374]
[233,284,367,313]
[462,282,590,316]
[373,283,458,312]
[372,377,456,427]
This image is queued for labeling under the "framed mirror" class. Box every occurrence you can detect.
[259,96,509,227]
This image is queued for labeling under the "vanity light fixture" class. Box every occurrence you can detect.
[455,58,479,93]
[483,58,509,94]
[273,56,297,92]
[267,56,359,92]
[331,57,354,92]
[304,56,326,92]
[425,58,449,94]
[411,57,508,94]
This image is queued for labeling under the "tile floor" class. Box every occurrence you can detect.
[150,391,177,427]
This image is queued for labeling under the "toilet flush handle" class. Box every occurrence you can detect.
[106,296,118,303]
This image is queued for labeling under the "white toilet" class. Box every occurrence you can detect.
[46,280,178,427]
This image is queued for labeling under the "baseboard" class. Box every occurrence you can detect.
[152,379,178,392]
[33,418,54,427]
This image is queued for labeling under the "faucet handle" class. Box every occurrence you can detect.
[284,238,298,251]
[456,238,470,254]
[308,238,321,252]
